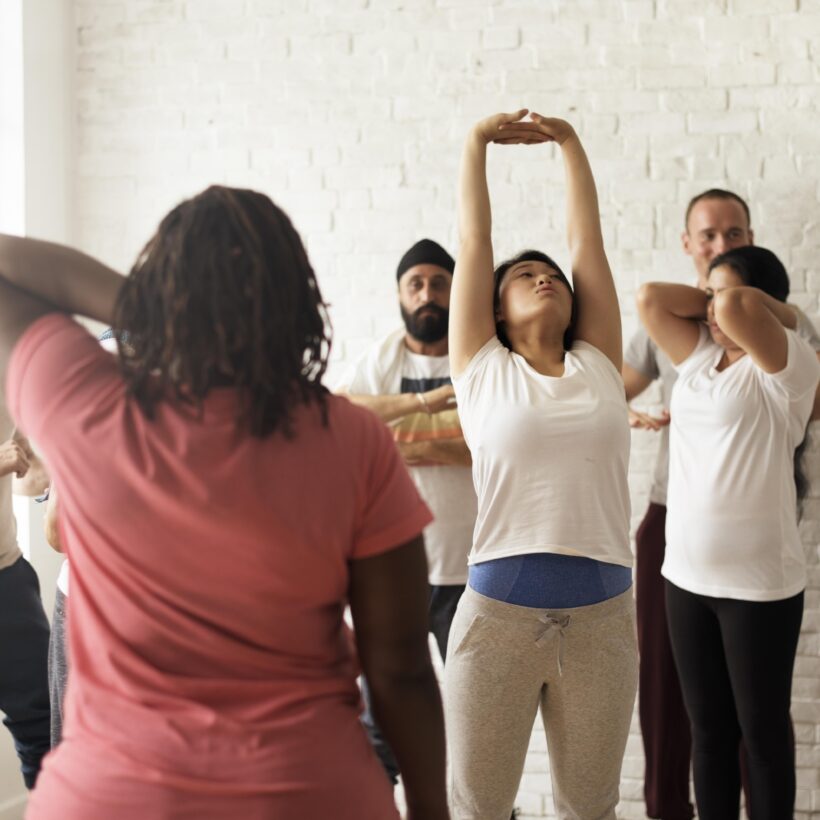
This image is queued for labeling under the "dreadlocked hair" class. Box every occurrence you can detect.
[113,185,332,438]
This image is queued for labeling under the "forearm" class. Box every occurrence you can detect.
[342,392,420,423]
[367,663,448,818]
[561,133,604,258]
[0,234,122,324]
[400,437,472,467]
[715,287,797,330]
[458,135,492,241]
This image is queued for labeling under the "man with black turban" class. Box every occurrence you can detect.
[339,238,477,786]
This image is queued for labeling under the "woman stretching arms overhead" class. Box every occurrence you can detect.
[637,246,820,820]
[446,110,636,820]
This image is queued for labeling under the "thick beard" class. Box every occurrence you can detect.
[401,303,449,344]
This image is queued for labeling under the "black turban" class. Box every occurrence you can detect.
[396,239,455,281]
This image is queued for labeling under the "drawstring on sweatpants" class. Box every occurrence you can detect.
[536,614,571,675]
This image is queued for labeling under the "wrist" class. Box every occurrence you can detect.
[466,128,489,148]
[558,129,580,149]
[415,392,432,415]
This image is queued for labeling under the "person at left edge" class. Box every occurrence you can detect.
[0,410,51,789]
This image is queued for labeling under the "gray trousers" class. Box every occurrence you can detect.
[444,586,638,820]
[48,588,69,748]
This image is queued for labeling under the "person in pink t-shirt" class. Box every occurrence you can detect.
[0,186,449,820]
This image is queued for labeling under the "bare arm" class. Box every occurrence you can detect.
[342,384,455,424]
[349,536,448,820]
[0,234,123,391]
[637,283,706,366]
[622,364,653,402]
[621,364,670,431]
[398,436,472,467]
[490,114,622,366]
[449,110,541,378]
[713,287,797,374]
[547,119,622,368]
[11,435,49,497]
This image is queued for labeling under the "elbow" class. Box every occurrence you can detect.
[713,288,747,327]
[636,282,660,319]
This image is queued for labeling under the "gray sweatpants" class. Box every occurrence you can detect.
[444,586,638,820]
[47,588,69,748]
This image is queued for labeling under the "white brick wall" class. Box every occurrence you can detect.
[72,1,820,816]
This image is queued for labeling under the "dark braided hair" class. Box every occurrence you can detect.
[113,185,332,438]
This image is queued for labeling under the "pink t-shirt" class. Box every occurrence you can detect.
[10,315,432,820]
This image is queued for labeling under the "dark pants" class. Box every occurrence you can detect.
[361,583,464,784]
[635,503,694,820]
[666,580,803,820]
[0,556,52,789]
[48,588,69,748]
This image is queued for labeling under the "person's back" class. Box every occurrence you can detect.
[0,185,449,820]
[12,322,423,815]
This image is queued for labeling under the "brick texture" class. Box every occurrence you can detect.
[73,1,820,816]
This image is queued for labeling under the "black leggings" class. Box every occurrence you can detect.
[665,581,803,820]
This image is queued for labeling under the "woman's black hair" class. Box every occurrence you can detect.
[708,245,790,302]
[709,245,810,509]
[113,185,332,438]
[492,250,576,351]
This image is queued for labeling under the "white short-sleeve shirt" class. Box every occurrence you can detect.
[453,337,632,568]
[664,327,820,602]
[338,329,476,585]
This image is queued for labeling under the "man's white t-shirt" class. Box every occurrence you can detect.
[340,329,476,586]
[453,336,632,568]
[664,327,820,602]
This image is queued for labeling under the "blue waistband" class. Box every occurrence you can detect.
[469,552,633,609]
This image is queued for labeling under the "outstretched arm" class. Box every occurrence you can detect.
[0,234,123,390]
[637,283,706,366]
[449,110,549,377]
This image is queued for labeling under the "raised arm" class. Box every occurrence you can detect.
[637,283,706,365]
[712,287,797,374]
[549,118,621,367]
[494,114,622,367]
[0,234,123,388]
[449,110,548,377]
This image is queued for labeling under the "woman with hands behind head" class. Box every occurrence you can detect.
[446,111,636,820]
[637,247,820,820]
[0,186,448,820]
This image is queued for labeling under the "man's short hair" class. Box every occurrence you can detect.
[684,188,751,231]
